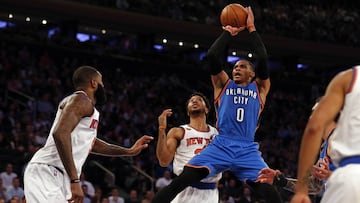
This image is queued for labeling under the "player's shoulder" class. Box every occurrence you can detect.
[168,127,185,140]
[331,68,355,89]
[61,92,94,116]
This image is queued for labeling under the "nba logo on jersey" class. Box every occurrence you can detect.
[89,119,99,129]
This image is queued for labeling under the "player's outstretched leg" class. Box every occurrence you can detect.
[152,166,209,203]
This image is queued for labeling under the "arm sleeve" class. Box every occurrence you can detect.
[249,31,269,80]
[273,173,288,187]
[202,31,232,75]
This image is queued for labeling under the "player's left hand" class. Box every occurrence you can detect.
[68,182,84,203]
[222,25,245,36]
[130,135,154,155]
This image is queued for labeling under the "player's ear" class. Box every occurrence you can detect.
[90,79,98,88]
[249,71,255,80]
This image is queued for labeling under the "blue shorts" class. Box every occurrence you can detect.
[187,135,268,181]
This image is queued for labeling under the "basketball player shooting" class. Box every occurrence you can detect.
[152,6,282,203]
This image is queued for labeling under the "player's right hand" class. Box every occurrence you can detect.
[68,183,84,203]
[158,109,173,127]
[246,7,255,25]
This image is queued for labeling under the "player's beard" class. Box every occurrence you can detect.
[188,108,205,116]
[95,85,107,106]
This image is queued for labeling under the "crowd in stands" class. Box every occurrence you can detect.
[68,0,360,47]
[0,3,341,202]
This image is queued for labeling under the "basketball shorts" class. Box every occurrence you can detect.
[187,135,268,181]
[24,163,71,203]
[320,164,360,203]
[171,186,219,203]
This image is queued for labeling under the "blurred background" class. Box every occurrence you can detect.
[0,0,359,202]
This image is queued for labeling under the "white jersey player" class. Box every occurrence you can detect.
[24,66,153,203]
[156,92,221,203]
[292,65,360,203]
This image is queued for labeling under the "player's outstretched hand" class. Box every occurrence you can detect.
[68,182,84,203]
[256,168,280,184]
[130,135,154,156]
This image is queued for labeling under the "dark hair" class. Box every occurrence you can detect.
[234,59,255,72]
[187,92,211,111]
[247,60,255,72]
[72,66,99,88]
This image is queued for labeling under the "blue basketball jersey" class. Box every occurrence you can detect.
[319,132,336,171]
[215,80,262,141]
[188,80,267,181]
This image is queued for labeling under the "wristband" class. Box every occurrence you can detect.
[70,179,80,184]
[159,125,166,130]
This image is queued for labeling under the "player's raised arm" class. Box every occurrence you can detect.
[246,7,270,101]
[156,109,183,167]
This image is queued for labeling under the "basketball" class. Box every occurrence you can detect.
[220,3,248,27]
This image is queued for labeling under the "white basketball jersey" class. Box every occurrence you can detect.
[30,91,99,176]
[331,66,360,166]
[173,124,221,183]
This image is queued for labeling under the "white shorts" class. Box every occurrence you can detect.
[321,164,360,203]
[171,186,219,203]
[24,163,71,203]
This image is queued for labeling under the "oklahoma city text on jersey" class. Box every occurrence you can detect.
[225,87,258,105]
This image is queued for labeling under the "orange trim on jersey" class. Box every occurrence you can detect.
[214,79,231,104]
[254,82,263,120]
[254,81,264,111]
[179,127,186,140]
[185,163,211,173]
[348,66,358,93]
[187,124,211,133]
[214,79,231,130]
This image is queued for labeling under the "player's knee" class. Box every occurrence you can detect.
[172,166,209,188]
[183,166,209,180]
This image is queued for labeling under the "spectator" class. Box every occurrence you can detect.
[108,187,125,203]
[0,163,17,189]
[80,172,96,198]
[82,184,92,203]
[91,185,103,203]
[5,177,24,202]
[125,189,140,203]
[141,190,154,203]
[155,170,172,192]
[0,178,6,201]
